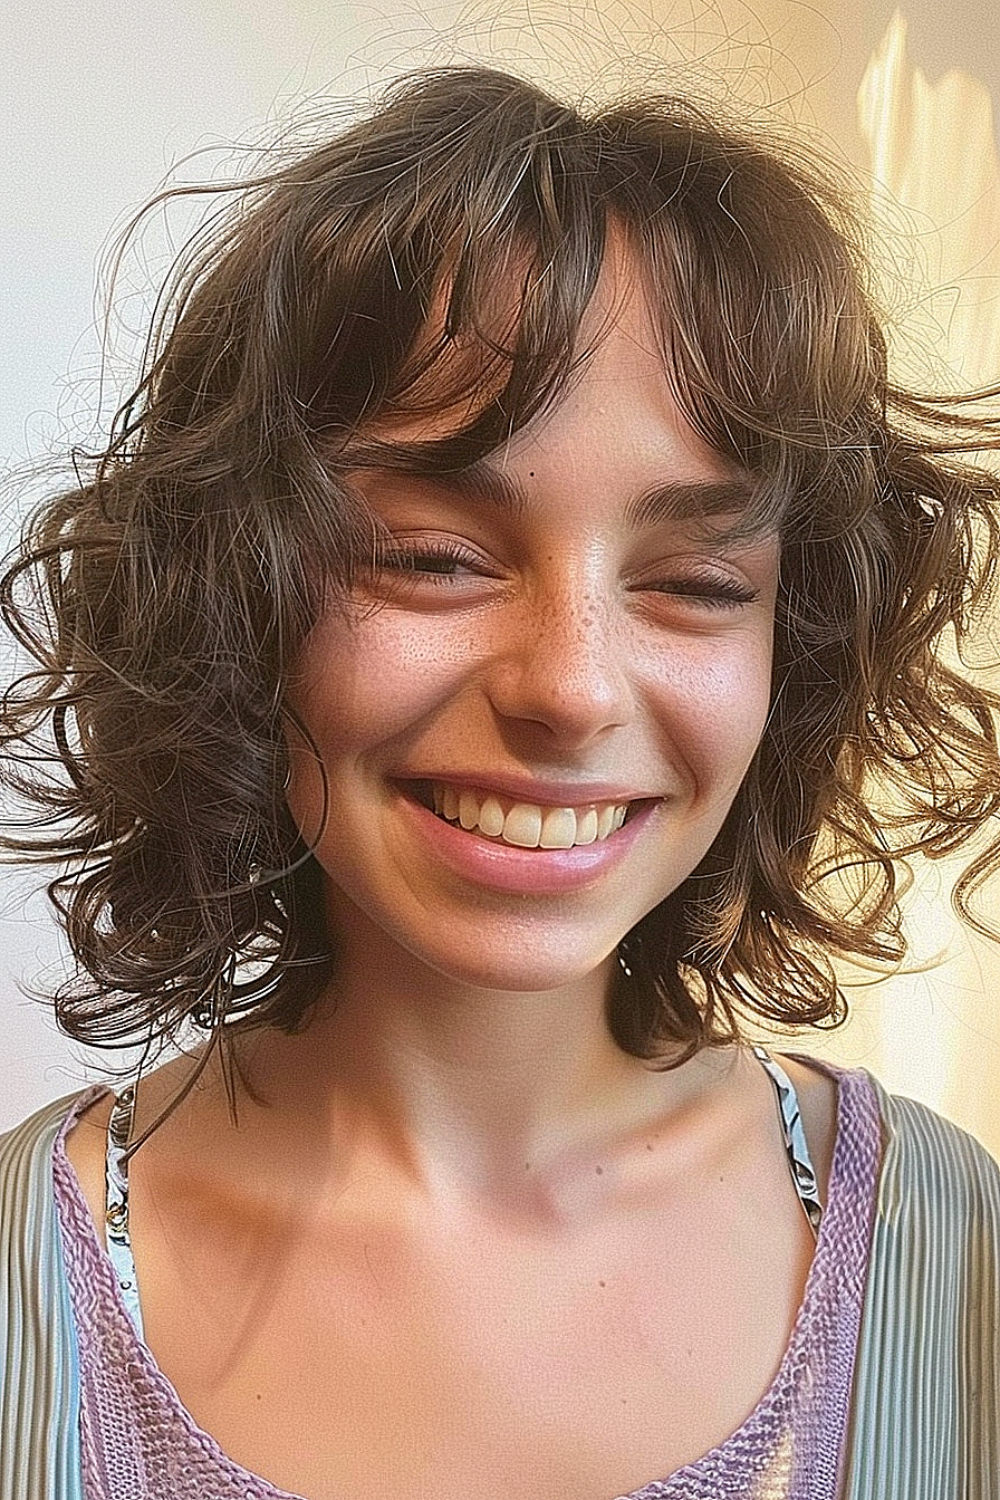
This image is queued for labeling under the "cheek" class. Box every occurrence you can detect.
[284,611,472,775]
[646,635,773,792]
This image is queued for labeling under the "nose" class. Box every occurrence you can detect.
[484,569,635,746]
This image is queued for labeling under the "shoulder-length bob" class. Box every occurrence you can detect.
[3,65,999,1072]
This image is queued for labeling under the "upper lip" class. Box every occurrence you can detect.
[396,772,656,806]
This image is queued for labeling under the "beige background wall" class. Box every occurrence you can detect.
[3,0,999,1143]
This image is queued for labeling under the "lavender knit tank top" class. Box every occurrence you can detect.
[51,1056,882,1499]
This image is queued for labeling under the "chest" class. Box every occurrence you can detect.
[133,1159,815,1500]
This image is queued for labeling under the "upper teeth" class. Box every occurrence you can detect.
[432,784,629,848]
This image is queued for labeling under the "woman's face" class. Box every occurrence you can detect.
[285,270,780,995]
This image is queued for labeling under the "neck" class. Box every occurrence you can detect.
[136,918,730,1234]
[233,938,653,1208]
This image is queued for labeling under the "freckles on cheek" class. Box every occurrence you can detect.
[292,612,478,747]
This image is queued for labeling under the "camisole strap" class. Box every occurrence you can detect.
[105,1085,145,1340]
[752,1044,823,1239]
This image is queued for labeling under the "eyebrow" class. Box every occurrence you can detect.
[344,447,757,529]
[449,459,756,529]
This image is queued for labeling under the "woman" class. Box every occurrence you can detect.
[1,66,998,1500]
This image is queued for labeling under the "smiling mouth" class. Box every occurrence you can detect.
[414,781,638,850]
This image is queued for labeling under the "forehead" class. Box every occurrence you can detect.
[338,226,786,546]
[352,234,704,451]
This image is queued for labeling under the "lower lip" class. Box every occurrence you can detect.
[396,791,661,895]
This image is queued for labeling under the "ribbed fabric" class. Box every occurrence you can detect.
[0,1091,84,1500]
[2,1062,998,1499]
[841,1074,1000,1500]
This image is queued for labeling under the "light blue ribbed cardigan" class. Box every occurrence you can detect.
[2,1074,998,1499]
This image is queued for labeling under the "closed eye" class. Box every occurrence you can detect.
[377,541,483,580]
[644,573,761,608]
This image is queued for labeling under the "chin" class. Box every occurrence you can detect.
[419,942,617,997]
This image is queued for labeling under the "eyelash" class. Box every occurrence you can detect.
[379,541,478,579]
[647,572,761,608]
[378,543,759,607]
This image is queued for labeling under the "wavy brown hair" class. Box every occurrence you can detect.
[3,66,999,1080]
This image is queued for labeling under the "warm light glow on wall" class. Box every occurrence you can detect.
[803,11,1000,1156]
